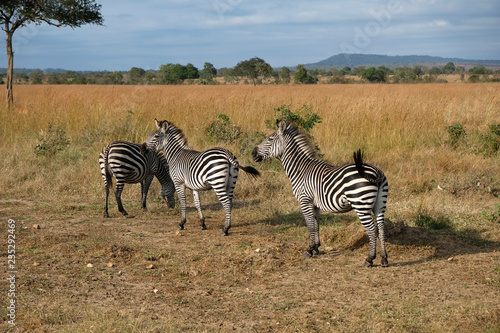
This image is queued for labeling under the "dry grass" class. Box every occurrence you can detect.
[0,83,499,332]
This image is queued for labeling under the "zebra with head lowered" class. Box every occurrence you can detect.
[99,141,176,218]
[142,119,260,235]
[252,120,389,267]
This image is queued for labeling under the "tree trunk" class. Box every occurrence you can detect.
[5,30,14,110]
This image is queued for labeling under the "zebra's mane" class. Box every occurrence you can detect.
[283,122,317,159]
[160,120,188,148]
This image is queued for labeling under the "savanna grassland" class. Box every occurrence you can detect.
[0,83,499,332]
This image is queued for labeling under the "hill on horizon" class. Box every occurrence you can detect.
[305,53,500,69]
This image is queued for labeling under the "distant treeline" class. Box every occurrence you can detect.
[1,60,499,85]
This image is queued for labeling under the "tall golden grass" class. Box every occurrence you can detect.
[1,83,499,229]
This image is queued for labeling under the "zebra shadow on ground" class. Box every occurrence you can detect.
[253,210,499,267]
[188,199,262,213]
[384,219,500,267]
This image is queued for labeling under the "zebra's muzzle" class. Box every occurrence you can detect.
[252,147,263,162]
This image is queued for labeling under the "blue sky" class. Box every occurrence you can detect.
[2,0,500,71]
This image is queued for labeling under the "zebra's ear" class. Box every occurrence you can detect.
[161,121,169,131]
[277,119,287,132]
[154,118,161,129]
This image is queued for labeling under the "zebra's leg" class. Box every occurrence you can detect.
[211,186,233,236]
[104,184,110,218]
[356,210,377,267]
[140,175,154,212]
[300,201,320,257]
[176,185,187,230]
[114,181,128,216]
[374,184,389,267]
[217,169,237,236]
[376,211,388,267]
[219,196,233,236]
[192,190,206,230]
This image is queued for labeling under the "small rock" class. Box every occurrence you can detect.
[175,230,182,236]
[33,262,40,266]
[107,262,114,268]
[146,264,155,269]
[86,263,94,268]
[447,257,454,261]
[33,224,41,229]
[153,288,158,294]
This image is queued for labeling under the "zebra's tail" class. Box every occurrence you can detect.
[240,165,261,179]
[223,149,261,179]
[353,149,383,184]
[101,145,114,190]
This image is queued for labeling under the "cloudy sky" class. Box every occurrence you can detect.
[3,0,500,71]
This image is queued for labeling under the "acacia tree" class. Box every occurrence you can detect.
[200,62,217,83]
[0,0,103,109]
[233,57,272,85]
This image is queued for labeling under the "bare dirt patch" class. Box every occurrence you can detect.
[1,199,498,332]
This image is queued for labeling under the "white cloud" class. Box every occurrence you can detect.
[3,0,499,70]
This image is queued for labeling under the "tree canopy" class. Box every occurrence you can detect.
[293,65,317,84]
[1,0,103,108]
[233,57,272,85]
[359,67,387,83]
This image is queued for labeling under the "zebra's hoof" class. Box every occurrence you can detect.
[200,225,207,230]
[104,213,109,218]
[303,251,313,258]
[177,225,184,230]
[381,258,389,267]
[221,231,229,236]
[364,260,373,267]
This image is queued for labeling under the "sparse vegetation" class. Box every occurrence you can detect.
[205,113,242,143]
[34,123,70,156]
[1,83,499,332]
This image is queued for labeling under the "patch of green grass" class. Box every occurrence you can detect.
[414,213,453,230]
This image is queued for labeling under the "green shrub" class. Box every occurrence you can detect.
[205,113,242,143]
[446,123,466,148]
[265,104,323,157]
[34,124,70,156]
[265,104,322,133]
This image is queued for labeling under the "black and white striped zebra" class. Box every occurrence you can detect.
[99,141,175,218]
[252,120,389,267]
[142,119,260,235]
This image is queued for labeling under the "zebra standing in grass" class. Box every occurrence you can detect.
[252,120,389,267]
[99,141,176,218]
[142,119,260,235]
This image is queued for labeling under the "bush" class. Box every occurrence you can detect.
[446,123,466,148]
[475,124,500,156]
[265,104,323,157]
[265,104,321,133]
[447,123,500,156]
[34,124,70,156]
[205,113,242,143]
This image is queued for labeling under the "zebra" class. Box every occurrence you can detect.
[141,119,260,235]
[252,120,389,267]
[99,141,176,218]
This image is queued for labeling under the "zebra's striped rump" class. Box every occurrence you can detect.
[143,119,260,235]
[253,120,389,267]
[99,141,175,217]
